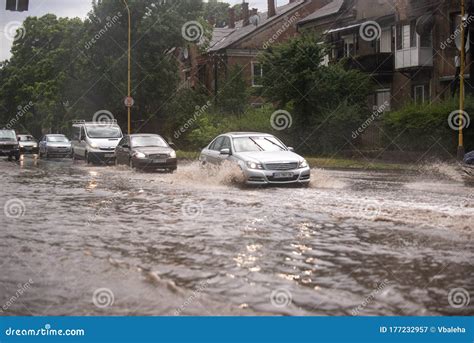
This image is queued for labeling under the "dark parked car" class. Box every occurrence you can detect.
[17,134,39,154]
[0,129,20,161]
[115,134,177,172]
[39,134,72,158]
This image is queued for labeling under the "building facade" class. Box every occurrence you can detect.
[298,0,474,111]
[182,0,329,104]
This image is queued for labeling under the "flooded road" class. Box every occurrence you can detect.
[1,156,473,316]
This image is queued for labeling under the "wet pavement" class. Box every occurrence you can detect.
[0,156,473,316]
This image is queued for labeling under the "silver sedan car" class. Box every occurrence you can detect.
[199,132,311,186]
[39,134,72,158]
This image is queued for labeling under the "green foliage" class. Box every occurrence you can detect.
[216,65,249,115]
[258,34,373,153]
[0,0,204,137]
[384,97,474,153]
[203,0,230,28]
[184,105,279,150]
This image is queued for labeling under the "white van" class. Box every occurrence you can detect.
[72,120,123,164]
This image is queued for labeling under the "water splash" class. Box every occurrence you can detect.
[418,162,464,182]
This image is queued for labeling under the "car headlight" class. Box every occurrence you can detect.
[299,159,308,168]
[90,142,99,149]
[169,151,176,158]
[133,151,146,159]
[246,161,264,170]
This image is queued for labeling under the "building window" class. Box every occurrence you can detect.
[396,22,417,50]
[379,28,392,53]
[375,89,391,111]
[343,34,355,57]
[251,62,263,87]
[413,84,429,104]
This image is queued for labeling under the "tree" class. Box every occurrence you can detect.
[203,0,230,28]
[258,34,373,153]
[217,65,249,115]
[0,0,205,136]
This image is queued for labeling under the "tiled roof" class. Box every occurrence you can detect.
[297,0,344,25]
[208,0,305,52]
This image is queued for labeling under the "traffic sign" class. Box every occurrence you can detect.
[124,96,134,108]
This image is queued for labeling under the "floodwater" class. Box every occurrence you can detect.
[0,156,473,316]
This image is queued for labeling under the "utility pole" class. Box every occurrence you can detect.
[123,0,132,135]
[458,0,466,160]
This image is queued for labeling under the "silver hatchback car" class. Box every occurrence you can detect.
[200,132,311,186]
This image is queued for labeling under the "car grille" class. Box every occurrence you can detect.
[148,153,169,159]
[0,145,15,150]
[267,175,299,182]
[265,162,298,171]
[100,147,115,151]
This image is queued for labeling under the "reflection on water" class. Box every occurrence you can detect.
[0,157,473,316]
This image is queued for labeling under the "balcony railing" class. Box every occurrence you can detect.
[346,53,394,75]
[395,47,433,70]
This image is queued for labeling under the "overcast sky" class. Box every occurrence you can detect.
[0,0,276,61]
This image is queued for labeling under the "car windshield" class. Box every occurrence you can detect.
[18,135,35,141]
[86,126,122,139]
[47,136,69,142]
[132,136,168,148]
[0,130,16,140]
[233,136,287,153]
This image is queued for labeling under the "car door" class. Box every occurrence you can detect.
[216,136,232,163]
[206,136,224,164]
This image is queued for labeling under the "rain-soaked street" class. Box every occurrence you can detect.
[1,156,473,316]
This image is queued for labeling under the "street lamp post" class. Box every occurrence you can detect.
[123,0,132,135]
[458,0,466,160]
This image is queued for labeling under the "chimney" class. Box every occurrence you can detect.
[242,2,250,26]
[228,8,235,29]
[268,0,276,18]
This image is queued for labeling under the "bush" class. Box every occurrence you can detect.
[185,105,278,150]
[383,97,474,154]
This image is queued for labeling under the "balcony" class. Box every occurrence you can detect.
[395,47,433,70]
[346,53,394,76]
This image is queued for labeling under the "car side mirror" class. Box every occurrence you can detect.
[288,147,295,152]
[220,148,231,155]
